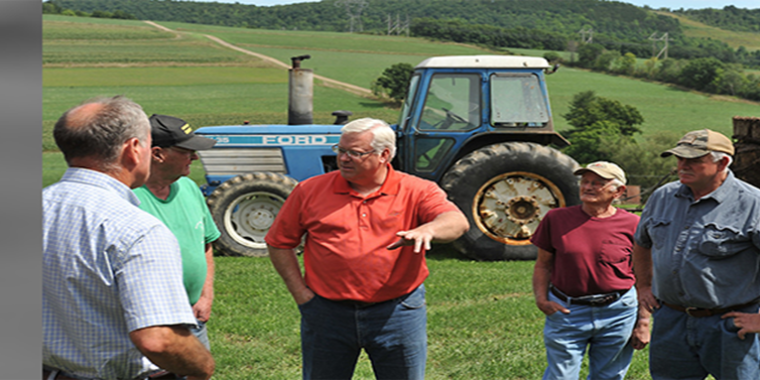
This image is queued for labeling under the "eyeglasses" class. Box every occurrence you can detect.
[331,144,375,159]
[580,178,613,189]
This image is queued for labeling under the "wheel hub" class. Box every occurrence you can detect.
[225,192,284,248]
[476,172,564,245]
[505,195,541,224]
[244,208,275,230]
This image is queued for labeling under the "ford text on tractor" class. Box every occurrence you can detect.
[194,55,580,261]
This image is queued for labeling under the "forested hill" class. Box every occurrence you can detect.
[46,0,760,65]
[49,0,681,41]
[675,6,760,33]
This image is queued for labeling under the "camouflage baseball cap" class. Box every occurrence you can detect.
[573,161,627,185]
[661,129,734,158]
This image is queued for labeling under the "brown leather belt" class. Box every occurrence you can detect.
[43,369,178,380]
[550,286,628,307]
[662,301,759,318]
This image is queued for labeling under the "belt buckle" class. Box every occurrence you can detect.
[685,306,699,317]
[591,295,613,306]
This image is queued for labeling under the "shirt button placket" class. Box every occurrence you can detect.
[359,200,369,229]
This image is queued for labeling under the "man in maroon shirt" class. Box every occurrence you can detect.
[531,161,650,380]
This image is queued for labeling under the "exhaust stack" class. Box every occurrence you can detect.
[288,55,313,125]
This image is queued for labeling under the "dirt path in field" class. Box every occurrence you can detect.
[143,21,374,97]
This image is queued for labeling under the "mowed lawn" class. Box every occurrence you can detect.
[43,15,749,379]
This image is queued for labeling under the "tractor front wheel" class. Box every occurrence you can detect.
[206,172,297,257]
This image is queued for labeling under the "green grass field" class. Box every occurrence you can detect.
[208,251,653,380]
[41,15,742,379]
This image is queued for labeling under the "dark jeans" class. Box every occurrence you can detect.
[298,284,427,380]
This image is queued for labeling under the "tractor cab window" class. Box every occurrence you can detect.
[417,73,480,131]
[490,73,549,127]
[397,74,420,130]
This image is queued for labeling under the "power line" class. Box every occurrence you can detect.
[387,13,409,37]
[335,0,367,33]
[648,32,671,59]
[579,28,593,44]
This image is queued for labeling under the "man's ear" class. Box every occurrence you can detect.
[379,147,391,164]
[151,146,165,162]
[121,138,140,166]
[613,184,627,199]
[717,155,731,172]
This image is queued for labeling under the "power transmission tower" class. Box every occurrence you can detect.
[387,13,409,36]
[335,0,368,33]
[579,28,593,44]
[648,32,670,59]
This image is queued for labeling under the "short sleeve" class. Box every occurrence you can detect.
[530,210,554,253]
[265,182,307,249]
[115,224,196,332]
[634,199,655,249]
[414,180,461,224]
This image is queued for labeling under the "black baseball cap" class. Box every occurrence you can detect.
[149,114,216,150]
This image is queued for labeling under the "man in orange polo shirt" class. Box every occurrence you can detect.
[265,117,469,380]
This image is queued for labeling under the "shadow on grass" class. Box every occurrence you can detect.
[426,243,469,261]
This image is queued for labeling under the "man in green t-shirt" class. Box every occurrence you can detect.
[134,114,220,349]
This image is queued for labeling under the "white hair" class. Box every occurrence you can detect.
[341,117,397,160]
[607,178,625,192]
[710,151,733,173]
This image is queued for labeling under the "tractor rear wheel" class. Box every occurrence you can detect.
[206,172,297,257]
[441,142,580,261]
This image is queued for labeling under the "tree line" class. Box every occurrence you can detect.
[558,44,760,101]
[42,0,685,38]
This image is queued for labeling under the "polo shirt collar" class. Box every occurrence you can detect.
[332,164,401,197]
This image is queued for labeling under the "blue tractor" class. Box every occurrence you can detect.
[194,55,580,261]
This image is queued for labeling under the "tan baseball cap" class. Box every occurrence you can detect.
[661,129,734,158]
[573,161,627,185]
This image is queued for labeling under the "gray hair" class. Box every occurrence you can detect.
[341,117,397,160]
[608,178,625,192]
[710,151,733,172]
[54,95,150,171]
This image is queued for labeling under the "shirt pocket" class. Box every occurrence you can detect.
[697,223,750,259]
[649,219,671,249]
[599,240,632,264]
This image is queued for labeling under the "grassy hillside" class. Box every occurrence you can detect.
[653,11,760,51]
[43,15,759,190]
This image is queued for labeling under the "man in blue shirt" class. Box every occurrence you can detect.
[633,129,760,379]
[43,96,215,380]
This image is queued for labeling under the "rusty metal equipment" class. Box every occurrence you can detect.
[732,116,760,189]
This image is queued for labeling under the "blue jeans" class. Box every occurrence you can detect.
[650,302,760,379]
[298,284,427,380]
[542,287,638,380]
[189,319,210,350]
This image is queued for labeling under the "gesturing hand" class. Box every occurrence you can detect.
[387,229,434,253]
